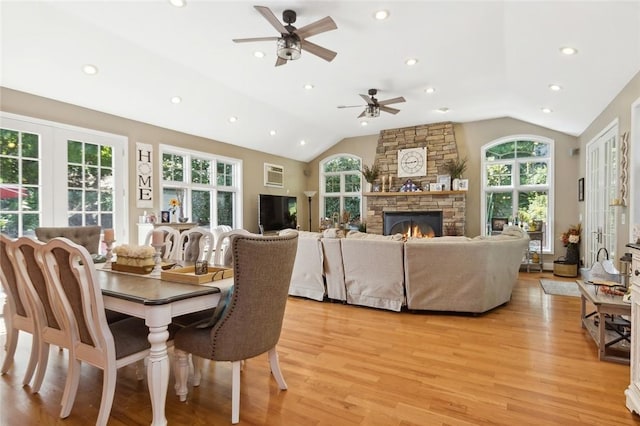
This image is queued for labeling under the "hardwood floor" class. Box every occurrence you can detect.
[2,272,640,425]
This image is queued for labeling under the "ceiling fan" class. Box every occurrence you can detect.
[338,89,406,118]
[233,6,337,67]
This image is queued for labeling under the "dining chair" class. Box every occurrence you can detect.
[173,232,298,424]
[212,228,251,267]
[174,227,215,263]
[0,234,39,386]
[211,225,233,263]
[144,226,180,260]
[35,225,102,255]
[36,237,158,425]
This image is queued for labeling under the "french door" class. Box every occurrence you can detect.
[584,121,618,266]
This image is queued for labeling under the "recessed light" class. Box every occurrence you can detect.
[170,96,182,104]
[169,0,186,7]
[82,64,98,75]
[269,130,277,136]
[541,107,553,114]
[560,46,578,55]
[425,87,435,94]
[549,84,562,91]
[303,83,314,90]
[405,58,418,66]
[360,121,368,127]
[436,107,449,113]
[299,140,306,146]
[253,51,265,58]
[228,116,238,123]
[374,10,389,20]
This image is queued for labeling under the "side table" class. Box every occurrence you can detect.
[576,279,631,364]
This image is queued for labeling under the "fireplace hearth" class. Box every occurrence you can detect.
[383,211,443,237]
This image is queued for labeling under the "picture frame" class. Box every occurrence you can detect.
[457,179,469,191]
[429,183,441,191]
[437,174,451,191]
[491,217,508,232]
[578,177,584,202]
[161,210,170,223]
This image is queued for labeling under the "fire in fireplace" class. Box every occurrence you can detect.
[383,211,443,238]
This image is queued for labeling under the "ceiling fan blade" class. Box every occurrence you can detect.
[300,39,337,62]
[360,94,373,105]
[233,36,279,43]
[357,110,367,118]
[254,6,288,34]
[337,104,365,109]
[295,16,337,39]
[275,57,288,67]
[378,96,406,106]
[380,106,401,115]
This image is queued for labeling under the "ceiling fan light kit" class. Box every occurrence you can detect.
[339,88,406,119]
[233,6,337,66]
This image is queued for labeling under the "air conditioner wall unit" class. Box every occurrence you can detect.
[264,163,284,188]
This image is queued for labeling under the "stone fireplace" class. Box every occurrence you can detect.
[384,211,443,237]
[365,122,466,235]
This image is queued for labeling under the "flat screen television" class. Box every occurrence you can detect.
[258,194,297,233]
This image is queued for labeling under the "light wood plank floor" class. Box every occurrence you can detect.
[2,272,640,425]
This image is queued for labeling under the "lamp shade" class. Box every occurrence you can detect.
[303,191,317,198]
[277,36,301,60]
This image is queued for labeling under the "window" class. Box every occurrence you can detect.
[320,154,362,228]
[160,145,242,228]
[482,136,554,252]
[0,113,127,243]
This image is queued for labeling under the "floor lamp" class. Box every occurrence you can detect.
[303,191,317,231]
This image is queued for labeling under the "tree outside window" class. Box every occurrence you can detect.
[320,155,362,228]
[482,137,553,252]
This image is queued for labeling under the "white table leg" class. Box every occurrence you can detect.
[146,305,171,426]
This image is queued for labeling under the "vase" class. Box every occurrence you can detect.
[171,211,178,223]
[452,178,460,191]
[565,243,579,264]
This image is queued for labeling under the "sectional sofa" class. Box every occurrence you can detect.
[281,226,529,313]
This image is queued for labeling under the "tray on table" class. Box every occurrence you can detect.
[111,261,175,275]
[161,266,233,284]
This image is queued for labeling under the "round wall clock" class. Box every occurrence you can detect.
[398,147,427,177]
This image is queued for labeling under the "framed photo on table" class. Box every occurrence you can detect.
[161,210,170,223]
[457,179,469,191]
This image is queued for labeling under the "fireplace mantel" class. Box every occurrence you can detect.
[365,191,467,197]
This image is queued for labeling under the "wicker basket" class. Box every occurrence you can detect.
[553,260,578,278]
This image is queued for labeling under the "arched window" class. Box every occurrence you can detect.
[319,154,362,228]
[481,135,554,252]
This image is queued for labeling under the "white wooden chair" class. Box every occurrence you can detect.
[36,237,154,425]
[212,229,251,267]
[144,226,180,260]
[0,234,39,386]
[174,227,215,263]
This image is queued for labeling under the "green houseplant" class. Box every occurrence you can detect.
[361,163,380,183]
[443,157,468,179]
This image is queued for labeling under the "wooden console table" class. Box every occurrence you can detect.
[576,279,630,364]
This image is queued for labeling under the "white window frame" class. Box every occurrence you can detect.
[481,135,555,253]
[319,153,363,224]
[159,144,243,229]
[0,112,128,242]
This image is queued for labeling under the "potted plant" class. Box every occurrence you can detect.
[361,163,380,192]
[443,157,468,190]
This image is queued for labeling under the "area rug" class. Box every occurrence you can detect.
[539,279,581,297]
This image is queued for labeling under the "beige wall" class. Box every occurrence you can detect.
[0,87,307,241]
[577,70,640,260]
[308,118,579,263]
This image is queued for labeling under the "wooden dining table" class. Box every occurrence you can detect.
[97,267,233,426]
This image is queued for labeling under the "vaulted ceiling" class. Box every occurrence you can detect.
[2,1,639,161]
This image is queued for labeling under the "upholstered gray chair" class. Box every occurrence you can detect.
[0,234,39,386]
[36,237,160,425]
[173,232,298,424]
[174,227,215,262]
[35,226,102,255]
